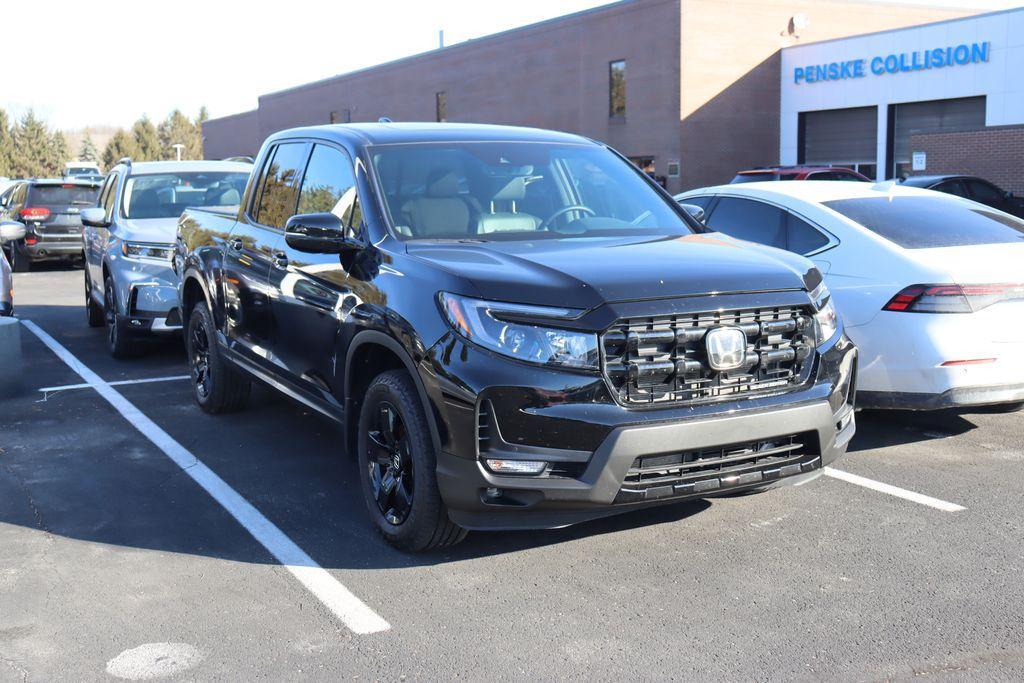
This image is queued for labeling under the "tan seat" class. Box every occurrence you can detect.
[400,169,475,237]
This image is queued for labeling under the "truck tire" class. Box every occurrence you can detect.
[358,369,467,552]
[187,301,250,414]
[85,271,104,327]
[104,275,138,359]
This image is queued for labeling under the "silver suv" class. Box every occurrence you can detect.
[0,221,26,316]
[81,158,251,357]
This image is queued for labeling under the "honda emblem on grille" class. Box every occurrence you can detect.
[705,327,747,371]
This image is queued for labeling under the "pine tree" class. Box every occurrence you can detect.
[132,116,161,160]
[52,131,69,170]
[79,129,100,163]
[0,109,13,177]
[158,109,204,160]
[102,129,141,170]
[11,110,63,178]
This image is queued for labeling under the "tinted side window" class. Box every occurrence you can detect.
[706,197,785,249]
[966,179,1003,204]
[296,144,361,231]
[933,180,968,198]
[786,213,830,254]
[824,196,1024,248]
[102,174,119,220]
[680,195,713,209]
[255,142,310,229]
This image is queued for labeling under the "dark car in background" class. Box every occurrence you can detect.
[900,175,1024,218]
[731,166,871,184]
[0,178,100,271]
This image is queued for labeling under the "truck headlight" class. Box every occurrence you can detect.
[811,282,839,346]
[439,292,598,370]
[122,241,174,261]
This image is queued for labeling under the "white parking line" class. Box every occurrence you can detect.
[823,467,966,512]
[39,375,190,393]
[20,319,390,636]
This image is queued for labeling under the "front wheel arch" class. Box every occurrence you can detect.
[345,331,444,460]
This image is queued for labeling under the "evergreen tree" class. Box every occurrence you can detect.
[11,110,64,178]
[52,131,70,170]
[132,116,161,160]
[158,109,203,160]
[102,129,141,169]
[79,129,99,163]
[0,109,13,177]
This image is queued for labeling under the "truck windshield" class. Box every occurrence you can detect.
[123,172,250,219]
[370,142,692,240]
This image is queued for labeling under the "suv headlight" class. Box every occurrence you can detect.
[810,282,839,346]
[122,241,174,261]
[439,292,598,370]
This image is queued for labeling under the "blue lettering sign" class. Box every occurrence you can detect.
[793,41,991,85]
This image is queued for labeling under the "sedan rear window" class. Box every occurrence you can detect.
[28,184,99,207]
[824,196,1024,249]
[730,173,781,184]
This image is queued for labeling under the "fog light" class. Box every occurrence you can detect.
[485,459,546,475]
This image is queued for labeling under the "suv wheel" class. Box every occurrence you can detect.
[85,271,104,327]
[10,243,31,273]
[104,276,137,359]
[186,301,250,413]
[357,369,466,551]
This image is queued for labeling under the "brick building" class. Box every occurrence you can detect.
[906,126,1024,195]
[201,0,968,193]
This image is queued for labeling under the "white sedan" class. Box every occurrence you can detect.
[676,181,1024,411]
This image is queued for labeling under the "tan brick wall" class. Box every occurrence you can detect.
[909,126,1024,195]
[678,0,972,190]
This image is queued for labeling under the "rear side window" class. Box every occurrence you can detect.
[824,196,1024,248]
[679,195,713,210]
[296,144,361,231]
[705,197,786,249]
[966,179,1004,204]
[28,184,99,207]
[255,142,311,229]
[786,213,831,254]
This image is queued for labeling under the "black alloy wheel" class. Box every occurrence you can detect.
[190,322,212,401]
[366,401,415,525]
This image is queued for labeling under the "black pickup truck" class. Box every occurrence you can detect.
[175,122,857,551]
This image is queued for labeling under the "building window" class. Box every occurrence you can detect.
[609,60,626,119]
[436,91,447,122]
[667,161,680,178]
[329,109,351,124]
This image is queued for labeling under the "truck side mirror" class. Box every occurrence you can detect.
[284,213,361,254]
[0,221,26,243]
[680,203,706,224]
[81,207,110,228]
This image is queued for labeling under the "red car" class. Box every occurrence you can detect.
[730,166,871,184]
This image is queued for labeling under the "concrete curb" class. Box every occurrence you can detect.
[0,317,23,397]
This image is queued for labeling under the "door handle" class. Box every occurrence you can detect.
[229,238,243,251]
[273,251,289,269]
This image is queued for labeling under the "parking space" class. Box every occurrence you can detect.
[3,268,1024,680]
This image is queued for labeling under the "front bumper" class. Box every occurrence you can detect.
[427,330,858,531]
[109,254,182,333]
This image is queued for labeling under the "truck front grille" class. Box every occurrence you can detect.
[601,305,816,406]
[615,432,821,502]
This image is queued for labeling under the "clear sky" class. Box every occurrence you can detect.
[2,0,1020,130]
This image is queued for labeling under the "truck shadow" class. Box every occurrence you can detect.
[849,409,980,453]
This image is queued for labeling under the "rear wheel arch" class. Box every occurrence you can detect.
[345,331,444,460]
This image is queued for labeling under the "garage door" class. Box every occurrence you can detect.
[891,96,985,178]
[799,106,878,178]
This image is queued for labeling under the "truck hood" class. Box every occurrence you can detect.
[406,233,814,310]
[117,218,179,245]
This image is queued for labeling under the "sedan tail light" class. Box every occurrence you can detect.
[883,283,1024,314]
[19,207,51,221]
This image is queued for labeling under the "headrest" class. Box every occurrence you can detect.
[426,169,460,198]
[492,177,527,202]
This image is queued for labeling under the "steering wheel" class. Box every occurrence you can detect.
[540,205,596,231]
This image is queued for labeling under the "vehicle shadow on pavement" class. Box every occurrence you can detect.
[849,409,979,453]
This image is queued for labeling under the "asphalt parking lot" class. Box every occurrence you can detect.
[2,267,1023,681]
